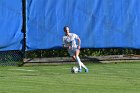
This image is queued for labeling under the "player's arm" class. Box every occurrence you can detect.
[62,37,69,49]
[62,41,68,48]
[62,44,68,48]
[77,37,81,49]
[62,37,66,48]
[63,43,71,49]
[74,33,81,49]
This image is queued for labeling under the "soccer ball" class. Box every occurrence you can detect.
[71,66,79,73]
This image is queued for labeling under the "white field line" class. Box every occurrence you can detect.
[7,66,91,72]
[8,69,36,72]
[8,67,70,72]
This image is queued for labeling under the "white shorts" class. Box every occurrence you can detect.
[68,47,79,56]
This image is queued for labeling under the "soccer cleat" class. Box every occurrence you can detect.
[85,69,89,73]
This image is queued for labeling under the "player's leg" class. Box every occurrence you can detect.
[72,55,82,72]
[69,49,82,71]
[75,50,88,72]
[72,56,76,61]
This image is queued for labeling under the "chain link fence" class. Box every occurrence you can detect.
[0,48,139,66]
[25,48,139,58]
[0,51,23,66]
[23,48,140,65]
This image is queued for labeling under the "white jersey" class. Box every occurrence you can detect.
[63,33,79,49]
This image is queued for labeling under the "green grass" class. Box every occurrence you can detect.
[0,62,140,93]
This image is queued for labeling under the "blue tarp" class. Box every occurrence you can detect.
[0,0,140,51]
[26,0,140,50]
[0,0,23,51]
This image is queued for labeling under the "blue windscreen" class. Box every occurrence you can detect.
[0,0,23,51]
[26,0,140,50]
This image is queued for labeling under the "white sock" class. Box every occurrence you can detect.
[80,62,88,70]
[76,56,88,70]
[75,56,82,70]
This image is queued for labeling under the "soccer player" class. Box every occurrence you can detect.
[62,26,88,72]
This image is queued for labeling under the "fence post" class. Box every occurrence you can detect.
[22,0,26,62]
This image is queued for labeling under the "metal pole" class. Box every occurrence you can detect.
[22,0,26,59]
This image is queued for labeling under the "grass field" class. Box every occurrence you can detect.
[0,62,140,93]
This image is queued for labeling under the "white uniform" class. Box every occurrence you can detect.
[63,33,79,56]
[63,32,88,72]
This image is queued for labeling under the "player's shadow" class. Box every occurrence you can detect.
[82,56,101,63]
